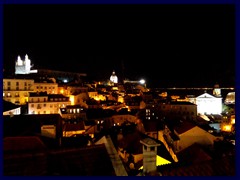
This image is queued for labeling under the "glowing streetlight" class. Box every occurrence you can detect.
[139,79,145,84]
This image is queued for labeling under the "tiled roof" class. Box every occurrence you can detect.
[159,156,235,176]
[176,143,212,165]
[4,136,116,176]
[4,136,48,176]
[4,136,46,152]
[143,120,158,132]
[48,144,116,176]
[63,121,85,131]
[174,120,196,134]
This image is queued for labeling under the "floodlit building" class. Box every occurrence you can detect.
[15,54,38,74]
[110,70,118,84]
[196,93,222,115]
[225,92,235,104]
[28,92,71,114]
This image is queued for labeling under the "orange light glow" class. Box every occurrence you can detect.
[70,96,75,105]
[222,124,232,132]
[230,115,235,124]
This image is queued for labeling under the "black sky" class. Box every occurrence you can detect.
[3,4,235,88]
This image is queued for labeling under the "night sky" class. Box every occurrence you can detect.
[3,4,235,88]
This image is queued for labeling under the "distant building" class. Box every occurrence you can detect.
[3,78,34,105]
[28,92,71,114]
[110,70,118,84]
[213,83,221,97]
[196,93,222,115]
[33,78,58,94]
[225,92,235,104]
[158,101,197,121]
[15,54,38,74]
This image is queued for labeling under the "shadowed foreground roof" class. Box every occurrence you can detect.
[158,156,235,176]
[48,144,116,176]
[4,136,116,176]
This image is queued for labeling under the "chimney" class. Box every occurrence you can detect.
[140,138,160,175]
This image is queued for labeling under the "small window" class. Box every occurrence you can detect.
[150,147,155,151]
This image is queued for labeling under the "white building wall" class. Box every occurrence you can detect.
[3,107,21,115]
[196,98,222,114]
[195,93,222,115]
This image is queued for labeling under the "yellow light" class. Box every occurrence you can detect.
[60,89,64,94]
[139,155,171,170]
[222,125,232,132]
[70,96,75,105]
[230,115,235,124]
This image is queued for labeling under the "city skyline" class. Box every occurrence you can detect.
[3,4,235,88]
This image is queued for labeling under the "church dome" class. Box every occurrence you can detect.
[110,70,118,83]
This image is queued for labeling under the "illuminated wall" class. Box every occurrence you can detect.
[88,91,106,101]
[33,82,58,94]
[225,92,235,104]
[3,78,34,105]
[196,93,222,115]
[110,70,118,84]
[28,94,71,114]
[15,54,38,74]
[3,107,21,115]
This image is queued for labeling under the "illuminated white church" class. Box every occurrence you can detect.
[15,54,38,74]
[196,92,222,115]
[110,70,118,84]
